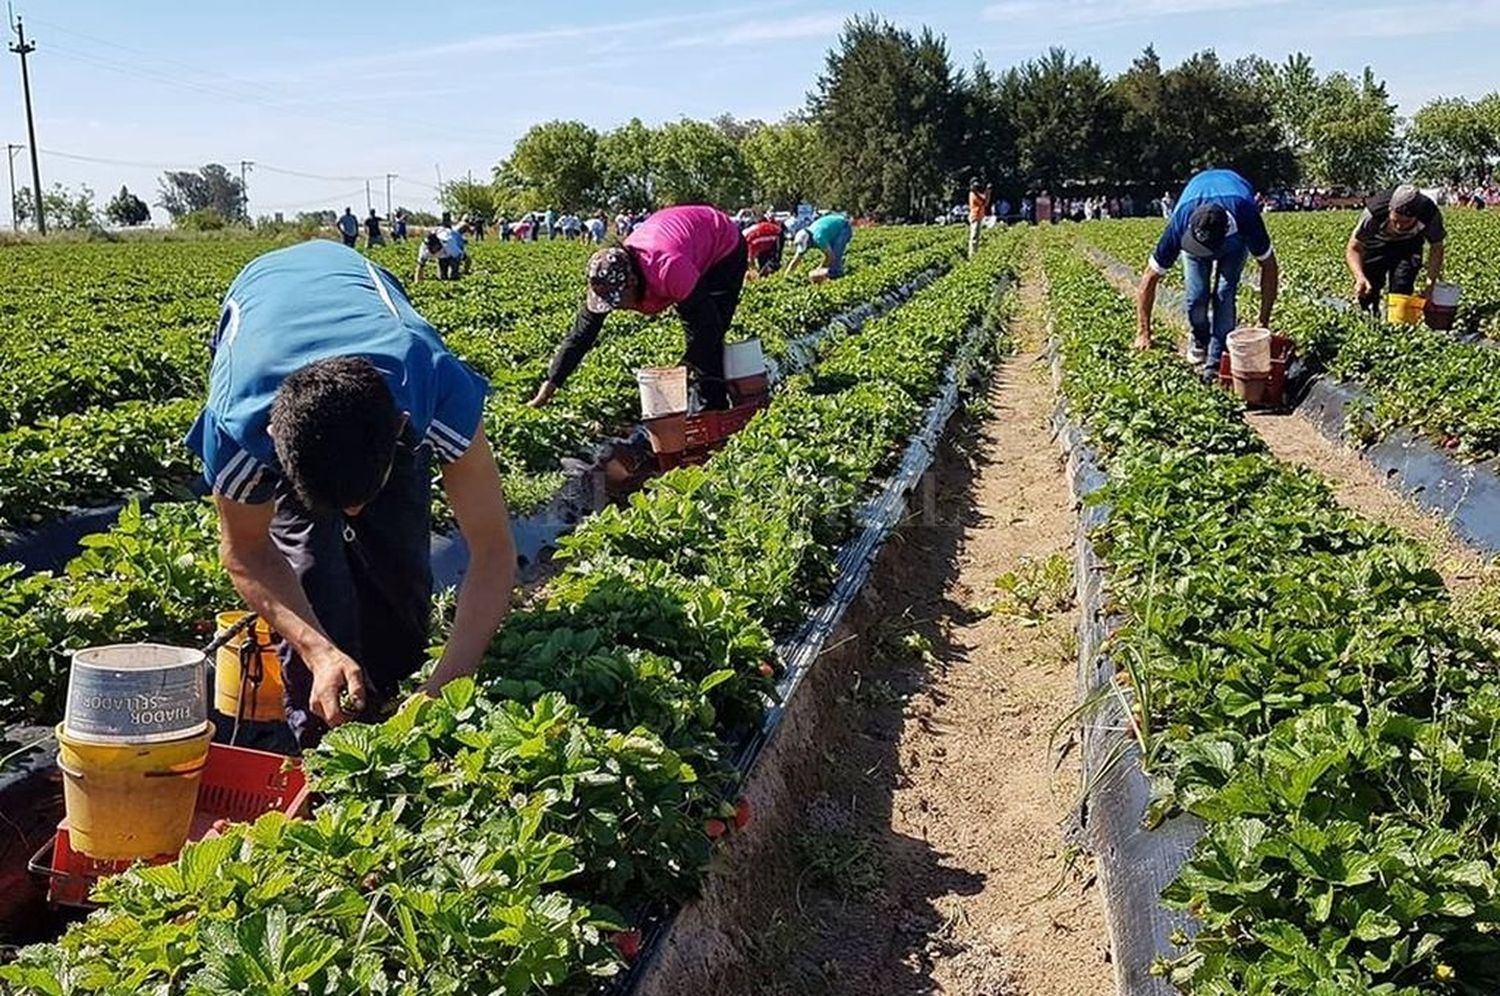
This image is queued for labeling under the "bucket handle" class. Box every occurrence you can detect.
[57,756,209,781]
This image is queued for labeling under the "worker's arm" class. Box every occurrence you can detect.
[1426,241,1445,293]
[1135,267,1161,349]
[425,429,514,693]
[530,304,606,407]
[783,245,806,274]
[1346,236,1370,298]
[214,495,366,726]
[1257,253,1280,328]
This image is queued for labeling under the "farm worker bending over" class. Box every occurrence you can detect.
[743,215,785,278]
[528,204,748,411]
[186,241,514,750]
[1136,168,1279,379]
[786,212,853,283]
[1346,183,1446,313]
[414,224,466,282]
[968,179,992,258]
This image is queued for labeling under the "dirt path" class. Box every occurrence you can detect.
[736,267,1110,995]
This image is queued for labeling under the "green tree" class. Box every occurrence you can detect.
[954,57,1017,199]
[104,185,150,226]
[497,119,601,211]
[156,164,246,222]
[1156,53,1294,190]
[649,119,753,207]
[439,178,500,221]
[1251,54,1396,189]
[16,182,97,230]
[741,119,822,208]
[809,16,962,219]
[999,48,1121,194]
[1407,95,1500,186]
[597,117,657,211]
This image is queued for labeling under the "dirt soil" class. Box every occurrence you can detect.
[697,272,1110,996]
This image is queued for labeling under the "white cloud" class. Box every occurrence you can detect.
[661,13,848,49]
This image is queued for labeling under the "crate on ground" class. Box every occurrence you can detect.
[29,742,309,908]
[654,396,770,471]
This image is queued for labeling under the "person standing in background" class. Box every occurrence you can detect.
[336,207,359,248]
[967,179,991,257]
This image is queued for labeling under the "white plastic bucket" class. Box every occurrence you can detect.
[1431,282,1462,307]
[64,644,208,745]
[724,338,767,379]
[636,366,689,418]
[1226,327,1273,376]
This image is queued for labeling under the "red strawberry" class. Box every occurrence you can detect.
[758,662,776,678]
[733,798,752,829]
[612,929,642,961]
[704,818,727,839]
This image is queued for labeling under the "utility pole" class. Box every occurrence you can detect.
[5,143,19,230]
[239,160,254,225]
[10,16,44,234]
[364,178,371,214]
[385,172,396,218]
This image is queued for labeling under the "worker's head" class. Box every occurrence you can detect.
[424,232,443,255]
[970,178,984,192]
[269,357,404,516]
[793,228,812,253]
[345,207,352,214]
[585,247,638,313]
[1182,203,1231,258]
[1390,184,1424,233]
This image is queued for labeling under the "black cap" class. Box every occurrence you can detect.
[1182,203,1230,258]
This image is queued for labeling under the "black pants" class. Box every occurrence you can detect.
[271,431,433,751]
[678,236,748,410]
[341,233,358,247]
[438,256,462,281]
[1358,240,1424,312]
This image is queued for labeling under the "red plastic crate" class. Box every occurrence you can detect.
[655,394,769,471]
[28,742,309,908]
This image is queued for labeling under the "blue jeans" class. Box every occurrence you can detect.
[1183,246,1247,370]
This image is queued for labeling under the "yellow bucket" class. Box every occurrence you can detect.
[1387,293,1427,325]
[57,721,213,860]
[214,611,285,723]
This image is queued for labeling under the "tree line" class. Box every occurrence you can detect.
[17,16,1500,231]
[476,18,1500,221]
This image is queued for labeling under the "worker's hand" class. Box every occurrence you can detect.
[1353,276,1372,300]
[1133,329,1152,351]
[527,380,557,409]
[307,649,368,727]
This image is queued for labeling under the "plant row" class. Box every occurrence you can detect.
[0,230,958,532]
[0,230,1021,995]
[1073,216,1500,463]
[1046,238,1500,995]
[0,230,960,726]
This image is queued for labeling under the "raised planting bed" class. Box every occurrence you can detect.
[1044,240,1500,994]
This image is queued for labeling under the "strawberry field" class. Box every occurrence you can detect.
[10,215,1500,995]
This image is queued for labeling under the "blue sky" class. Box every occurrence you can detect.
[5,0,1499,223]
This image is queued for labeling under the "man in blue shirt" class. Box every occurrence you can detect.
[186,240,515,750]
[1136,168,1280,378]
